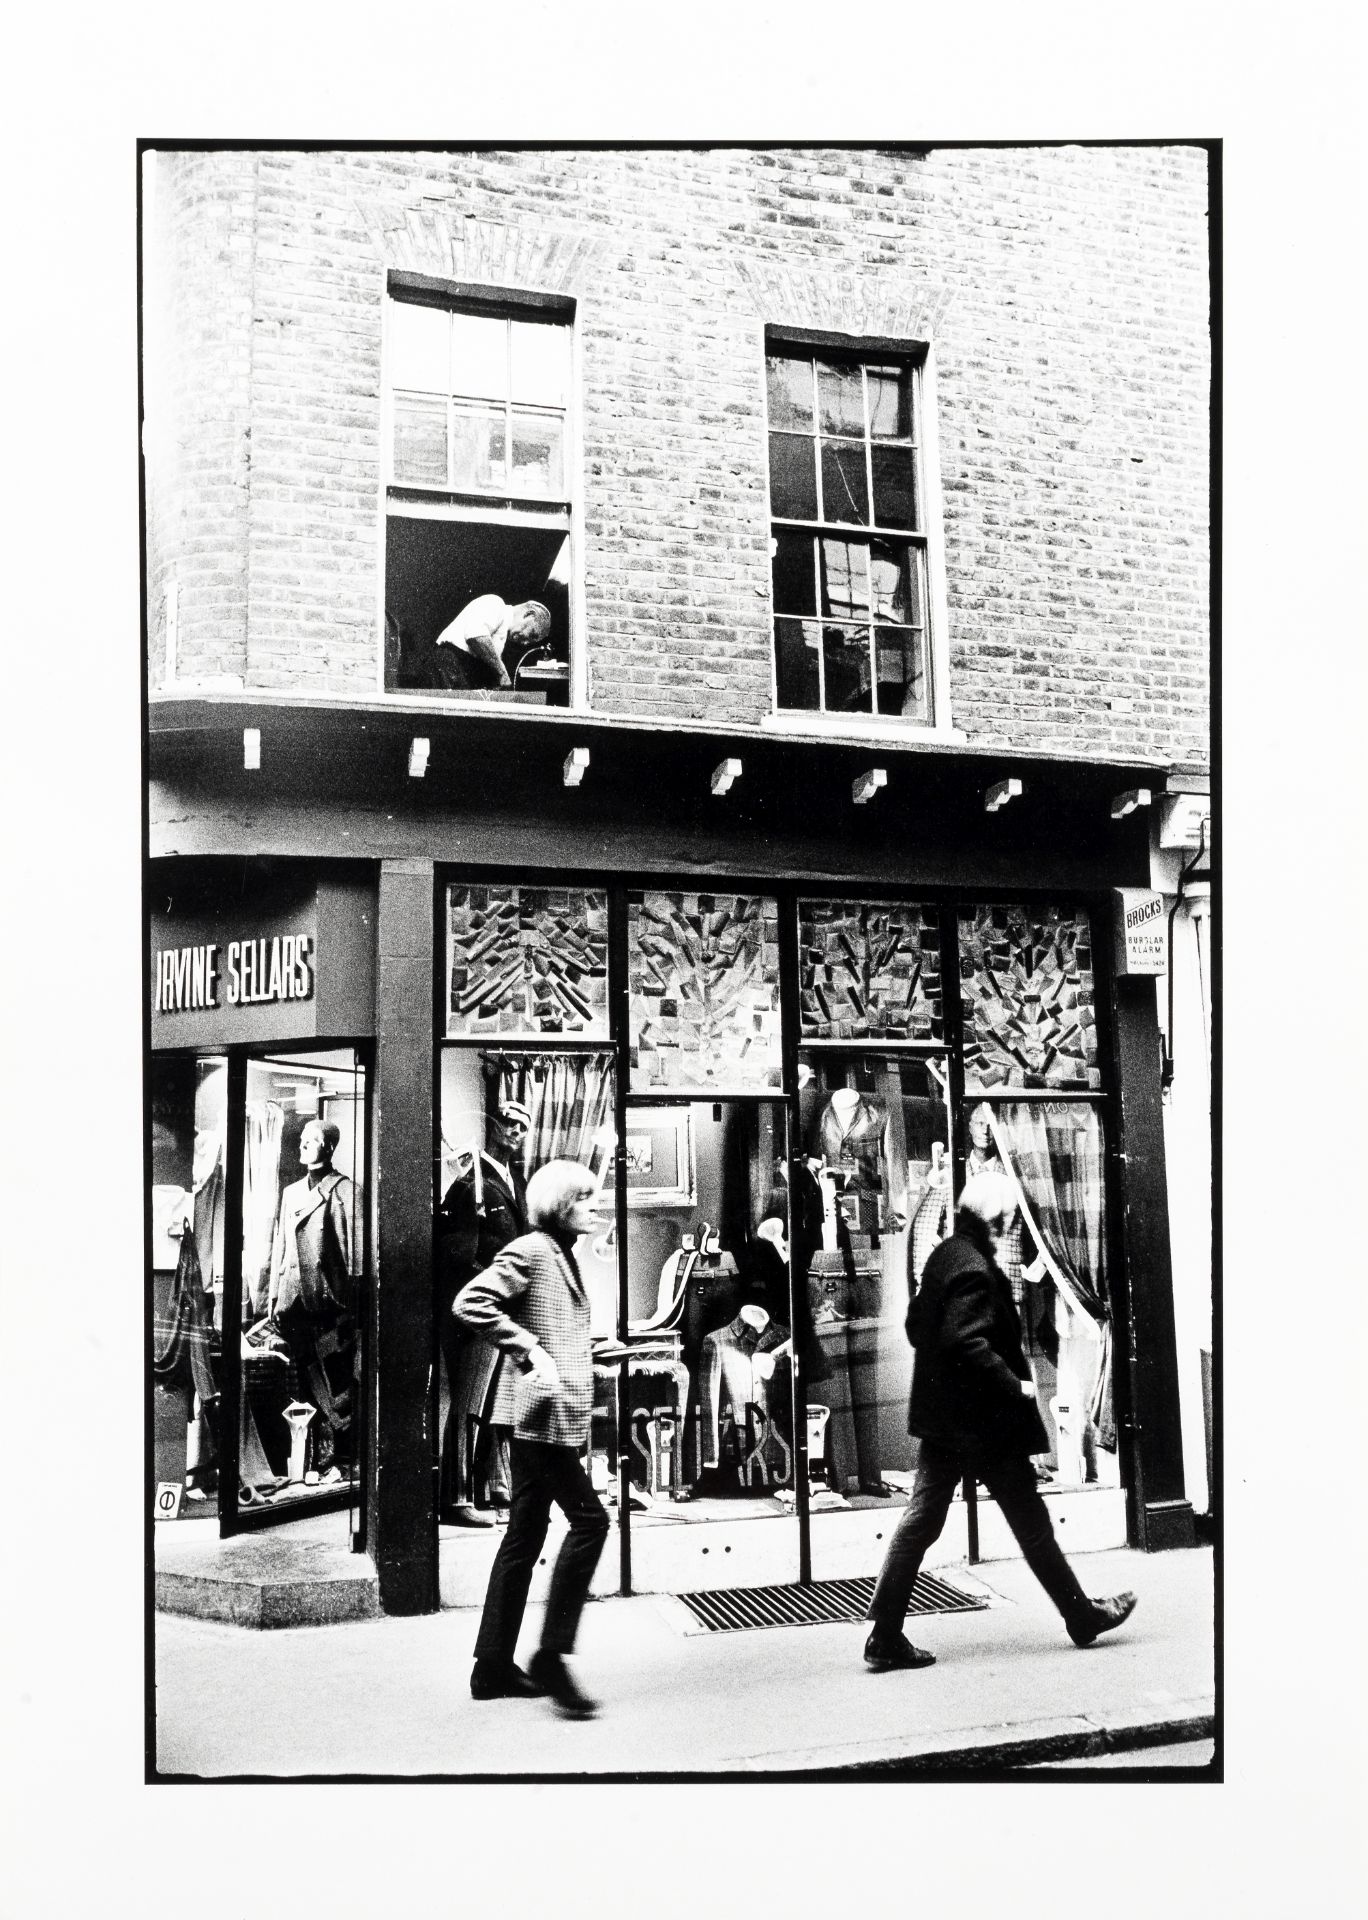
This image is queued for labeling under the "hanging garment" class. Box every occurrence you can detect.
[269,1169,358,1321]
[243,1102,284,1314]
[815,1091,908,1232]
[152,1224,218,1406]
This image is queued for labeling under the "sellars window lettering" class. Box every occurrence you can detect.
[154,935,315,1013]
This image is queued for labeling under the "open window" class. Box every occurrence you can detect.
[384,286,574,706]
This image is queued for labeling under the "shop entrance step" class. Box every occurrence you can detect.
[155,1511,380,1628]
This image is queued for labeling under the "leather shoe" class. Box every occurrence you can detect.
[441,1504,497,1529]
[528,1649,599,1719]
[1067,1591,1138,1647]
[863,1628,936,1672]
[469,1661,543,1701]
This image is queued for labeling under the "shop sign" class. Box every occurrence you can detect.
[154,934,315,1014]
[1113,888,1167,977]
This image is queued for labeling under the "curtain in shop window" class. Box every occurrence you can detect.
[491,1054,614,1181]
[243,1101,284,1315]
[986,1103,1115,1451]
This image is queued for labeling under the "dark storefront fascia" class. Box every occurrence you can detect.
[148,695,1195,1615]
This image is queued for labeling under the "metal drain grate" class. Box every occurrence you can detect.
[676,1572,986,1633]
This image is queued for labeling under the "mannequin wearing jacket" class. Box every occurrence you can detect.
[266,1118,358,1472]
[862,1171,1136,1671]
[437,1099,530,1525]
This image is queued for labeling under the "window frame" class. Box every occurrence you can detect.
[380,275,583,707]
[762,328,953,737]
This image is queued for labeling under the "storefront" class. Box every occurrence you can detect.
[150,868,376,1539]
[148,703,1196,1612]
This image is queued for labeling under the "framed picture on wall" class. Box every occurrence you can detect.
[607,1107,696,1208]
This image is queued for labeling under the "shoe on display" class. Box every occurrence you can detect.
[441,1504,497,1528]
[527,1650,599,1719]
[863,1628,937,1672]
[1066,1591,1138,1647]
[469,1661,544,1701]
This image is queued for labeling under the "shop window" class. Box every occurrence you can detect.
[627,889,782,1092]
[958,904,1101,1092]
[954,1098,1117,1487]
[797,1053,952,1546]
[768,345,935,723]
[446,884,609,1039]
[384,289,574,707]
[798,897,944,1042]
[437,1047,617,1526]
[238,1049,367,1516]
[151,1055,228,1518]
[616,1099,797,1519]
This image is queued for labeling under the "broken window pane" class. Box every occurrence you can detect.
[774,616,821,710]
[767,354,814,430]
[816,360,865,437]
[769,431,818,519]
[820,440,870,525]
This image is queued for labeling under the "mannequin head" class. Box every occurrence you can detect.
[968,1102,995,1155]
[299,1119,340,1172]
[488,1099,531,1162]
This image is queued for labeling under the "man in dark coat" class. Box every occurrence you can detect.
[863,1171,1136,1671]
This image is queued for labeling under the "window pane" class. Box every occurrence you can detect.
[389,300,449,394]
[769,431,818,519]
[391,393,449,486]
[627,889,783,1092]
[823,625,872,713]
[151,1056,228,1519]
[816,360,865,436]
[820,440,870,525]
[958,905,1101,1093]
[766,354,814,430]
[447,884,610,1038]
[774,616,821,710]
[797,1053,954,1545]
[867,364,913,439]
[874,625,928,719]
[869,540,916,623]
[510,411,564,496]
[798,899,944,1041]
[450,311,508,402]
[510,319,570,406]
[871,444,918,530]
[819,537,870,621]
[772,530,817,616]
[451,405,508,490]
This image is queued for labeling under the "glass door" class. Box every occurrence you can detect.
[232,1046,368,1527]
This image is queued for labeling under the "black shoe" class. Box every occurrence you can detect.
[863,1628,936,1672]
[528,1649,599,1719]
[469,1660,543,1701]
[441,1504,497,1529]
[1067,1591,1138,1647]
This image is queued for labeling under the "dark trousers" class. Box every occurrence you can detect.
[473,1439,611,1665]
[867,1438,1089,1632]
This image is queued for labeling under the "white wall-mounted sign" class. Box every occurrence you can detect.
[1113,888,1167,977]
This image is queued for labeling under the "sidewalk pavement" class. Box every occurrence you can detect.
[154,1544,1214,1778]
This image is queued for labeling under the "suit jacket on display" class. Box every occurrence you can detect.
[452,1230,595,1447]
[439,1152,528,1295]
[904,1217,1049,1461]
[270,1169,357,1322]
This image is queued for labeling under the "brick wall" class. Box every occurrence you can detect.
[143,145,1210,765]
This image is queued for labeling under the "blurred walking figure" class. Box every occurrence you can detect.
[864,1171,1136,1672]
[452,1160,610,1718]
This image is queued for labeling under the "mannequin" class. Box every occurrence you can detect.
[437,1098,531,1525]
[698,1300,792,1489]
[262,1117,359,1480]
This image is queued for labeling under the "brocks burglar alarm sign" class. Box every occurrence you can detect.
[1112,888,1166,977]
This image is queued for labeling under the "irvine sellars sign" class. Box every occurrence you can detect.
[154,934,314,1013]
[149,873,376,1048]
[1112,887,1167,977]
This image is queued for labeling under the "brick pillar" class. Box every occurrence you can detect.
[369,858,438,1612]
[1112,976,1197,1551]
